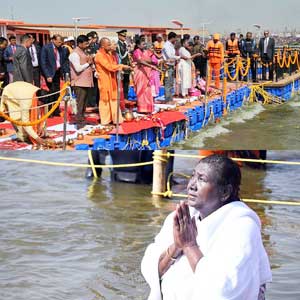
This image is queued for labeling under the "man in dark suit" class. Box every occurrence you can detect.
[116,29,131,100]
[86,31,100,107]
[40,34,69,116]
[3,35,21,83]
[13,34,33,83]
[259,30,275,81]
[0,37,8,87]
[28,34,41,87]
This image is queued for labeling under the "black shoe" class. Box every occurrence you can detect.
[76,123,85,130]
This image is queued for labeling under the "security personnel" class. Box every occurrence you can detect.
[226,32,240,57]
[206,33,224,89]
[226,32,240,79]
[116,29,131,100]
[241,32,258,82]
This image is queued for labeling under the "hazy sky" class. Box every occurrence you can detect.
[2,0,300,33]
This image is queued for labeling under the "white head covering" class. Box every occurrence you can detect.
[64,36,75,42]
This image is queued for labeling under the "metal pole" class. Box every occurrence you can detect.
[222,70,227,115]
[202,24,205,45]
[74,19,78,47]
[204,60,209,103]
[236,55,240,90]
[116,70,121,144]
[62,97,68,150]
[247,53,250,84]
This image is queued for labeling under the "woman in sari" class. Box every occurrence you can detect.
[132,39,159,113]
[149,45,161,98]
[178,40,201,98]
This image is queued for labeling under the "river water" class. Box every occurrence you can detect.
[0,150,299,300]
[178,95,300,150]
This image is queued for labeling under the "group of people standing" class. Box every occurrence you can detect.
[0,29,276,133]
[206,30,275,89]
[0,33,69,118]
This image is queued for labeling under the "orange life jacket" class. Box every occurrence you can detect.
[198,150,264,167]
[207,40,224,62]
[226,39,240,55]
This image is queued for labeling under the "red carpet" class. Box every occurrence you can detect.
[110,111,187,135]
[0,111,186,142]
[0,140,30,150]
[0,116,64,130]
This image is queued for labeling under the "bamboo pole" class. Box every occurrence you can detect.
[236,55,240,90]
[222,69,227,116]
[152,150,168,199]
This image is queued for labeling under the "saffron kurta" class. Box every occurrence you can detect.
[95,48,124,125]
[178,47,193,96]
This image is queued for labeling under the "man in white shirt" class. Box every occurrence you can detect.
[69,35,94,129]
[162,32,180,102]
[28,34,41,87]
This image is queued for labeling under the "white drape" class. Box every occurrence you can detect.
[141,201,272,300]
[177,47,192,96]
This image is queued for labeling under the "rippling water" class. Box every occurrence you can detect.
[178,95,300,149]
[0,151,300,299]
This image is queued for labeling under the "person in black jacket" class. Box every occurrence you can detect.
[86,31,100,107]
[0,37,8,122]
[259,30,275,81]
[241,32,258,82]
[0,37,8,87]
[116,30,131,100]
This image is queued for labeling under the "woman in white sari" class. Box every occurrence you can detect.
[141,154,272,300]
[177,40,201,98]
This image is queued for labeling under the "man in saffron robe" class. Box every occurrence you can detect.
[95,38,132,125]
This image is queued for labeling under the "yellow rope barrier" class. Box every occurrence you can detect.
[157,152,300,166]
[0,156,154,169]
[159,168,300,206]
[224,56,251,80]
[151,191,300,206]
[248,84,284,105]
[1,154,300,206]
[276,50,300,69]
[0,82,69,126]
[224,62,239,81]
[239,58,251,77]
[88,150,98,178]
